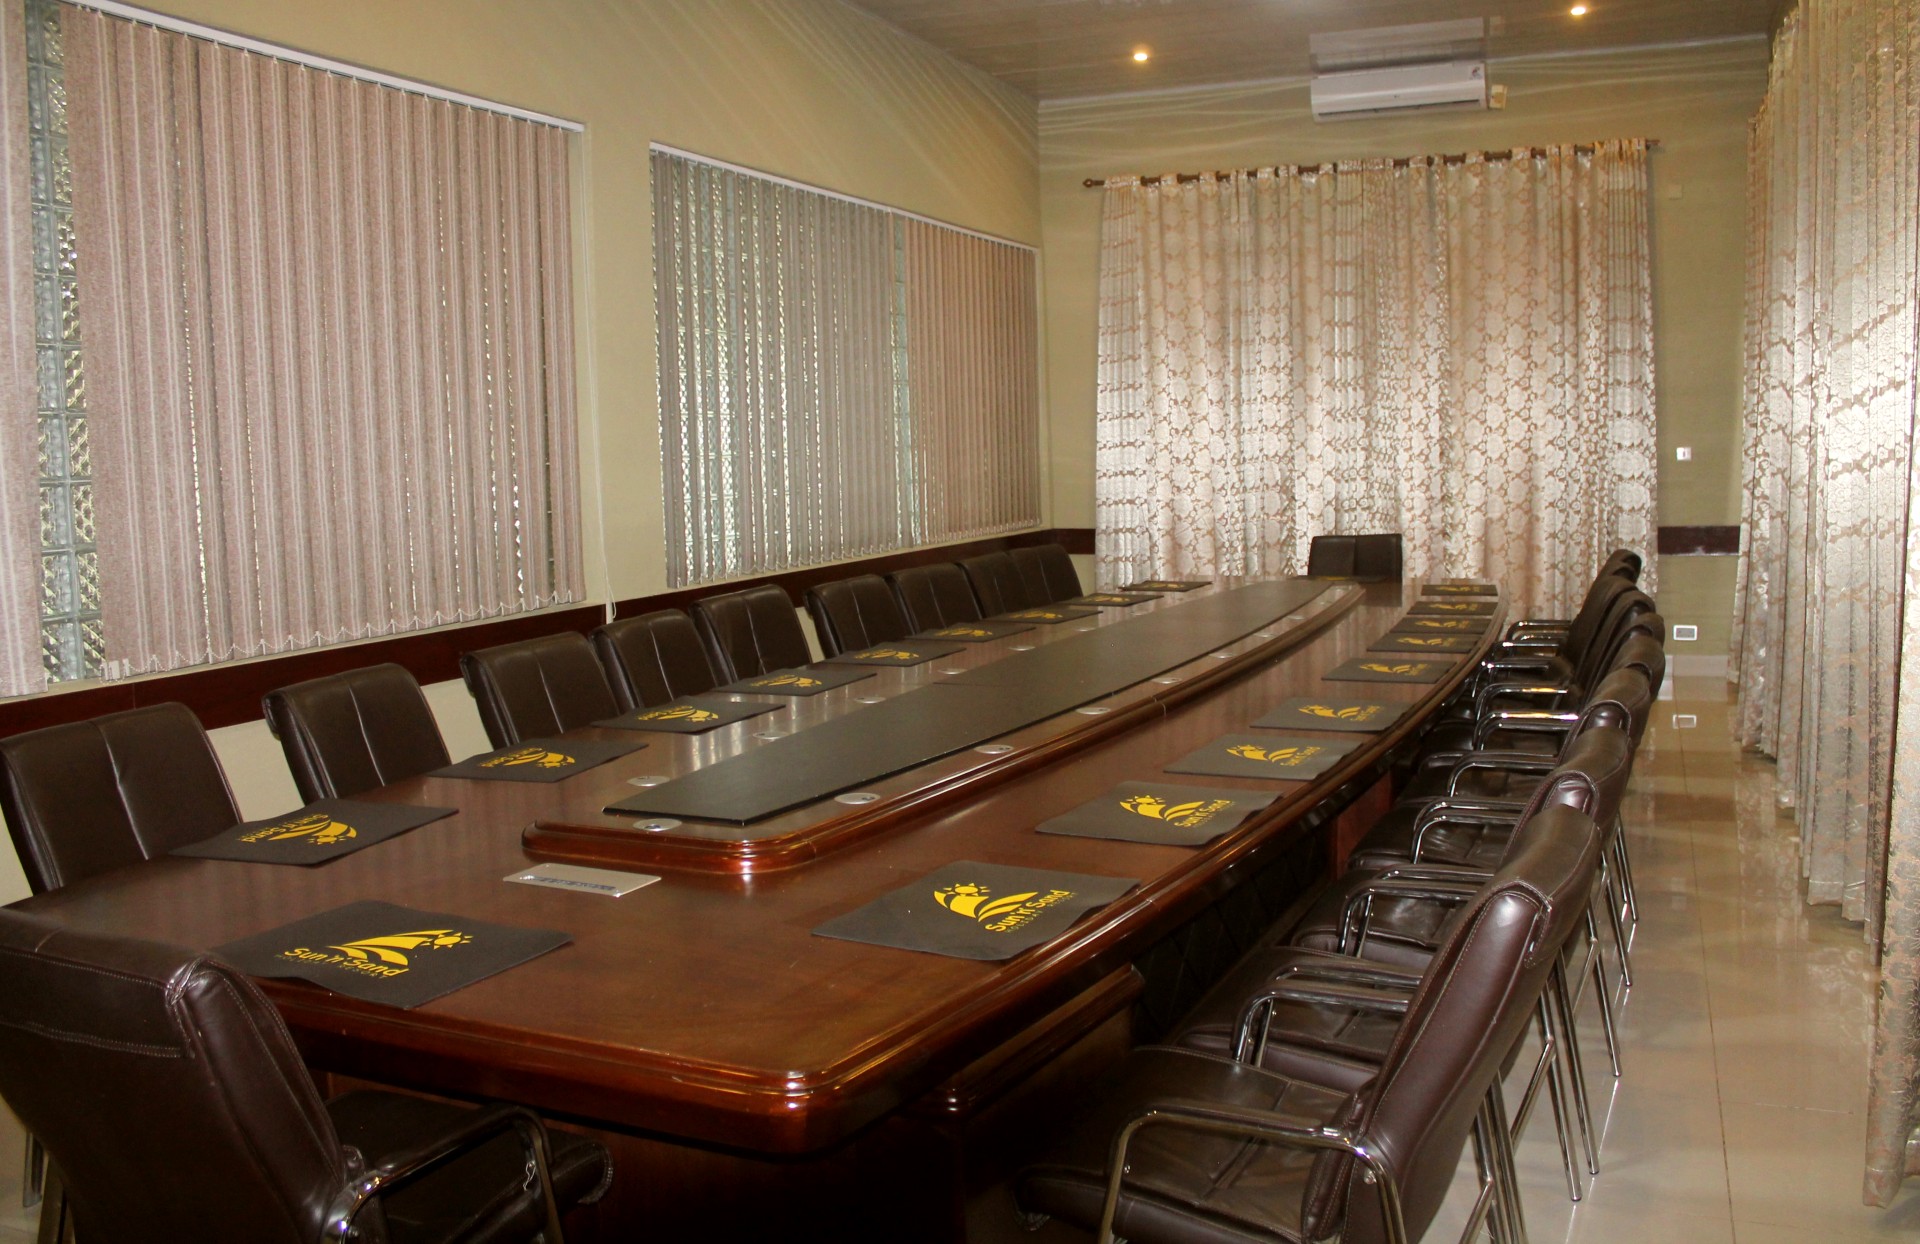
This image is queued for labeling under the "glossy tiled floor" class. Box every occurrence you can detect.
[1423,675,1920,1244]
[0,678,1916,1242]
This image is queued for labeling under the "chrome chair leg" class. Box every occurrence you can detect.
[1598,855,1634,989]
[1551,964,1601,1178]
[22,1134,43,1208]
[1487,1080,1530,1244]
[1535,996,1584,1202]
[1613,820,1640,927]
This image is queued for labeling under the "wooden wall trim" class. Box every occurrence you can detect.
[1657,525,1741,556]
[0,529,1097,738]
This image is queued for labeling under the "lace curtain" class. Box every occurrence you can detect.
[1728,0,1920,1207]
[1093,141,1658,616]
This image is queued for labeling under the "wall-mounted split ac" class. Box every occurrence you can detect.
[1310,60,1488,121]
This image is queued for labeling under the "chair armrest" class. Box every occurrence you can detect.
[1407,799,1523,861]
[329,1103,564,1243]
[1235,980,1412,1064]
[1471,680,1573,720]
[1471,709,1580,750]
[1337,877,1479,954]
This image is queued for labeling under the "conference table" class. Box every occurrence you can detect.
[14,573,1504,1242]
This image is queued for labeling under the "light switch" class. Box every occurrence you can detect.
[1673,624,1699,642]
[1675,446,1692,461]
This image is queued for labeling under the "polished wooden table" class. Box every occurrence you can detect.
[15,576,1502,1242]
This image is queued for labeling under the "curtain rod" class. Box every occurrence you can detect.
[65,0,585,132]
[1082,139,1660,188]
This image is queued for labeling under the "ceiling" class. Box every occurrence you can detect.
[845,0,1779,100]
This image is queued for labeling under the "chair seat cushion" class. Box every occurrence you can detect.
[328,1091,610,1244]
[1017,1046,1350,1244]
[1284,873,1459,969]
[1173,946,1411,1085]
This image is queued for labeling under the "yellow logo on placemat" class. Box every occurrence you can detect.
[1008,610,1066,621]
[1300,704,1381,723]
[752,673,825,689]
[636,705,721,724]
[240,811,357,847]
[1429,603,1475,612]
[936,627,995,640]
[1084,595,1132,604]
[279,928,471,978]
[856,648,920,661]
[1430,585,1486,594]
[1131,582,1188,591]
[934,882,1074,933]
[1120,793,1234,828]
[1411,619,1474,631]
[1362,663,1427,676]
[1226,743,1323,768]
[1395,637,1450,648]
[480,746,575,770]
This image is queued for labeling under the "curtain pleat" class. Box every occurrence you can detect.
[653,148,1038,588]
[0,0,43,697]
[1093,142,1657,613]
[63,6,579,675]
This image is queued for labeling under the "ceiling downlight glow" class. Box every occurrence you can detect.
[1569,4,1590,15]
[1131,47,1151,63]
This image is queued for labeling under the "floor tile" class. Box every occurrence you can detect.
[1721,1100,1920,1237]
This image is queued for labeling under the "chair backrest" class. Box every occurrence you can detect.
[0,704,239,894]
[804,575,911,657]
[689,584,813,682]
[958,551,1033,615]
[1561,575,1635,666]
[1506,725,1634,843]
[459,631,620,748]
[0,910,353,1243]
[1009,545,1082,604]
[1301,806,1601,1244]
[592,610,720,710]
[886,563,983,631]
[1571,666,1655,752]
[263,665,450,803]
[1570,588,1656,691]
[1306,535,1356,577]
[1601,548,1643,583]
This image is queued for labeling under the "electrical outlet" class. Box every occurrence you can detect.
[1675,446,1692,461]
[1673,624,1699,642]
[1672,714,1698,729]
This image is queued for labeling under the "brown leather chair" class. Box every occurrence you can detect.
[263,664,452,803]
[0,703,239,894]
[804,574,911,656]
[0,909,609,1243]
[1009,544,1082,604]
[1015,808,1600,1244]
[1307,532,1403,579]
[958,551,1032,615]
[886,563,983,631]
[591,610,720,710]
[459,632,620,748]
[689,584,813,682]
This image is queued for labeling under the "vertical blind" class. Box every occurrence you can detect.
[652,148,1039,588]
[55,2,581,677]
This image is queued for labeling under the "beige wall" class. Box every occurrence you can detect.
[1038,40,1768,653]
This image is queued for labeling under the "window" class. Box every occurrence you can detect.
[651,147,1039,588]
[0,0,582,696]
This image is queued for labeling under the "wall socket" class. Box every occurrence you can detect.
[1673,624,1699,641]
[1675,446,1692,461]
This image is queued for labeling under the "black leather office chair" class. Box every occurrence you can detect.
[689,584,813,682]
[1307,533,1403,579]
[887,563,984,631]
[958,551,1033,615]
[0,909,610,1243]
[263,665,452,803]
[1009,544,1083,604]
[459,632,620,748]
[592,610,720,710]
[805,574,911,657]
[0,703,239,894]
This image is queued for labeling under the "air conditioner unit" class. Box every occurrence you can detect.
[1310,61,1488,121]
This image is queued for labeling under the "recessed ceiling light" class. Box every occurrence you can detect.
[1131,47,1151,63]
[1569,4,1589,15]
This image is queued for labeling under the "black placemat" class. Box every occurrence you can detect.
[174,800,456,866]
[216,900,570,1009]
[1292,574,1394,583]
[431,738,641,783]
[1390,615,1491,635]
[1121,580,1210,592]
[1253,697,1410,733]
[822,642,966,667]
[1036,781,1276,846]
[1325,657,1457,684]
[1063,593,1160,608]
[813,861,1137,962]
[1369,633,1480,654]
[912,622,1035,643]
[717,667,877,696]
[1164,733,1360,781]
[596,697,780,733]
[1406,600,1497,616]
[1423,583,1498,596]
[990,607,1099,625]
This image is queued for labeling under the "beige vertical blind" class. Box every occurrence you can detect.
[62,3,582,675]
[652,147,1039,588]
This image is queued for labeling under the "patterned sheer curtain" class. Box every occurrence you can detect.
[1093,141,1658,616]
[1729,0,1920,1207]
[0,0,43,697]
[653,148,1039,588]
[58,4,580,676]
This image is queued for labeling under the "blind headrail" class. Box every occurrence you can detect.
[1083,138,1661,188]
[65,0,585,131]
